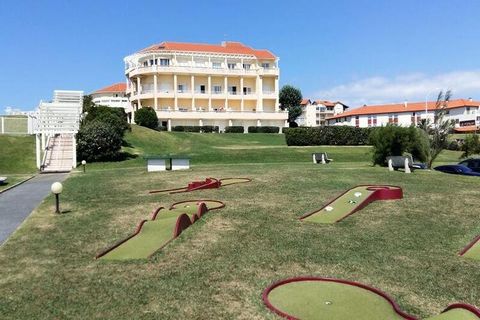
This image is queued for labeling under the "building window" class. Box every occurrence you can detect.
[160,59,170,66]
[228,86,237,95]
[355,115,360,127]
[143,61,148,67]
[243,87,252,94]
[228,63,236,70]
[243,64,251,70]
[213,85,222,94]
[316,120,320,125]
[149,59,154,66]
[261,63,270,69]
[394,114,399,124]
[212,62,222,69]
[373,116,377,126]
[367,116,372,127]
[178,84,185,93]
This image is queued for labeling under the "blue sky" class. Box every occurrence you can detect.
[1,0,479,111]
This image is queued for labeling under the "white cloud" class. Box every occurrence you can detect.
[315,70,480,108]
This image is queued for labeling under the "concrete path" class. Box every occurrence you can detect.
[0,173,68,245]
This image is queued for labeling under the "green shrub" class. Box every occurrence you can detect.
[284,126,374,146]
[77,121,123,162]
[134,107,158,129]
[447,140,460,151]
[200,125,219,133]
[369,125,430,166]
[84,105,129,135]
[225,126,244,133]
[156,126,168,131]
[461,134,480,158]
[172,126,185,132]
[248,126,279,133]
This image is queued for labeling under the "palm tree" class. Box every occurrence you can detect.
[419,90,455,168]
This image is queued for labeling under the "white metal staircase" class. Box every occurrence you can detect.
[33,90,83,173]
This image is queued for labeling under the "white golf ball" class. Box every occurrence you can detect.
[354,192,362,197]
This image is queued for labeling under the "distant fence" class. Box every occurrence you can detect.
[0,116,33,134]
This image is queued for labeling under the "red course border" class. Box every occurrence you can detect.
[95,199,226,259]
[459,234,480,256]
[149,177,251,194]
[262,276,480,320]
[299,185,403,223]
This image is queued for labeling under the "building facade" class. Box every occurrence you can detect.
[326,99,480,132]
[91,83,131,111]
[297,99,348,126]
[123,41,287,132]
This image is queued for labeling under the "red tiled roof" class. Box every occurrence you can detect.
[454,125,479,133]
[300,99,311,105]
[92,83,126,94]
[315,100,336,107]
[327,99,480,120]
[138,41,276,60]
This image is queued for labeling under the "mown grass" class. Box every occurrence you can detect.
[0,128,478,319]
[0,135,36,174]
[0,174,33,192]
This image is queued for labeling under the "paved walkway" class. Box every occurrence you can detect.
[0,173,68,245]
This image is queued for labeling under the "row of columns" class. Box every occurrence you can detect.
[160,119,288,133]
[131,74,279,112]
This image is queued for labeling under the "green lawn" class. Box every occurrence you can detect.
[0,128,477,319]
[0,135,36,174]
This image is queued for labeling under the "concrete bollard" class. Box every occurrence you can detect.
[321,154,326,164]
[404,158,411,173]
[388,159,394,171]
[313,154,316,164]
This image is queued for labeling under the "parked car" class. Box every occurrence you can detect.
[434,164,480,177]
[458,158,480,173]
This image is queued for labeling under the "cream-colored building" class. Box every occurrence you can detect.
[124,41,287,132]
[297,99,348,126]
[91,83,131,112]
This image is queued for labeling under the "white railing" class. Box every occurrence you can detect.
[127,64,278,76]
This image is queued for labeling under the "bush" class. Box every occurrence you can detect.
[156,125,168,131]
[284,126,374,146]
[135,107,158,129]
[84,105,129,135]
[369,125,430,166]
[461,134,480,158]
[172,126,185,132]
[201,125,219,133]
[447,140,460,151]
[248,126,279,133]
[225,126,245,133]
[77,121,123,162]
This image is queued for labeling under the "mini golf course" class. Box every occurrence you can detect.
[300,185,403,224]
[149,177,251,194]
[96,200,225,260]
[460,235,480,261]
[262,277,480,320]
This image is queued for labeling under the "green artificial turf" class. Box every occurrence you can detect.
[302,186,374,223]
[425,308,480,320]
[463,240,480,261]
[101,201,220,260]
[267,280,405,320]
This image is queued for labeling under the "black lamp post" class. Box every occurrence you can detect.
[81,160,86,173]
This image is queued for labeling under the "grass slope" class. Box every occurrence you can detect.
[0,159,479,319]
[0,135,36,174]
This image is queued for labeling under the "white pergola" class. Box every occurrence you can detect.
[33,90,83,170]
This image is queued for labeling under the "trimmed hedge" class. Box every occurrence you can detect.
[225,126,245,133]
[248,126,280,133]
[284,126,374,146]
[172,125,219,133]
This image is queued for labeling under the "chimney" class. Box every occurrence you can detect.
[469,97,473,102]
[404,100,408,108]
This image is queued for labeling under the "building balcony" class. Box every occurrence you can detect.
[127,65,279,77]
[154,109,287,121]
[262,90,277,99]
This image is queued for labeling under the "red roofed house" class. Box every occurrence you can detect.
[123,41,287,132]
[91,83,130,111]
[326,99,480,132]
[297,99,348,126]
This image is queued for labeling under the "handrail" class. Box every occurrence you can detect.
[40,135,53,170]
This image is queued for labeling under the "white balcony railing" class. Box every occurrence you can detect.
[127,64,278,77]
